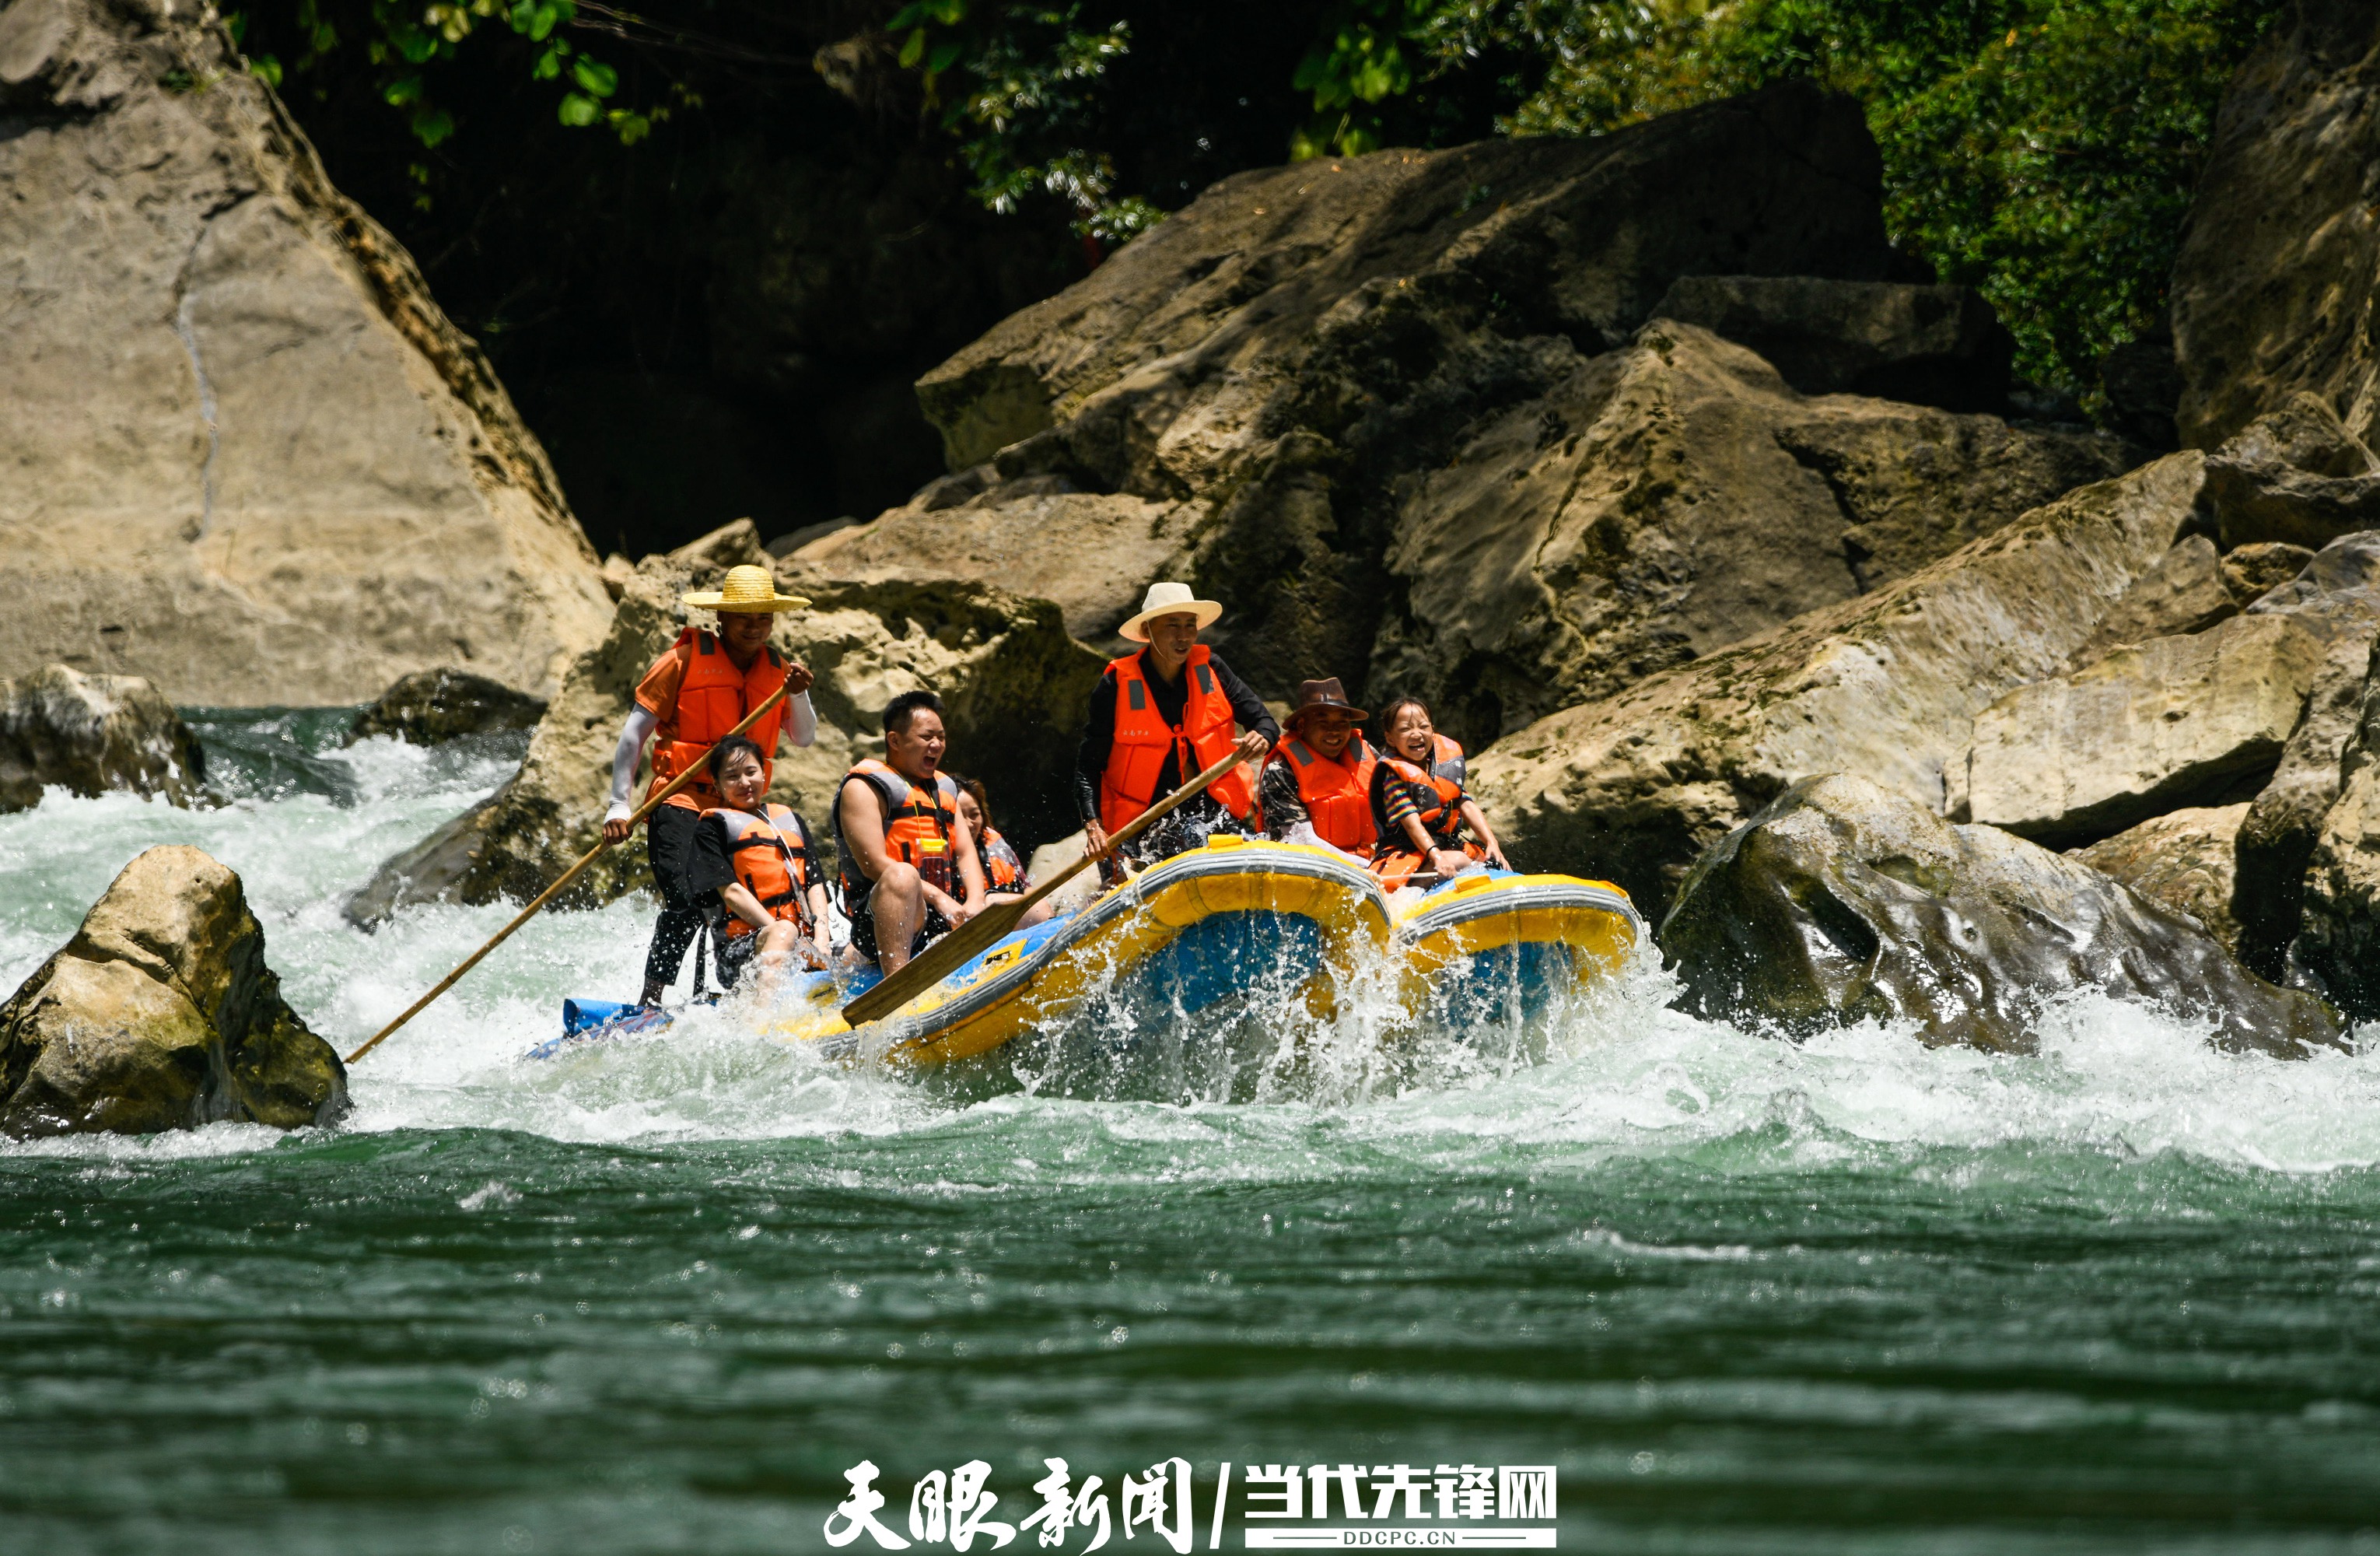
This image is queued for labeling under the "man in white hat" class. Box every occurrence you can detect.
[600,563,817,1007]
[1075,580,1277,871]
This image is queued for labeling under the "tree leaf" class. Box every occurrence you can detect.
[571,56,618,96]
[558,91,600,126]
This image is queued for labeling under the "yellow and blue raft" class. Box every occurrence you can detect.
[541,838,1641,1068]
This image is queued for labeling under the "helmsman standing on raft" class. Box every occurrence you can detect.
[602,563,817,1008]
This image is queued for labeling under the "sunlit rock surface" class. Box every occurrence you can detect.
[0,0,611,703]
[0,663,205,812]
[1658,775,2336,1057]
[0,846,345,1137]
[2072,804,2252,955]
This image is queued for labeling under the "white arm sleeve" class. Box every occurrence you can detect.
[784,689,817,748]
[605,706,660,823]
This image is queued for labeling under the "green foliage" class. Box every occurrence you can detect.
[1475,0,2282,399]
[1290,0,1437,157]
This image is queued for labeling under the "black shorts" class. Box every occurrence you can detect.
[714,929,759,989]
[645,804,712,912]
[845,876,950,965]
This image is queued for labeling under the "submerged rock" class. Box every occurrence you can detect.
[348,521,1102,920]
[0,0,611,703]
[2071,804,2251,955]
[2171,0,2380,452]
[0,846,345,1137]
[1648,275,2012,410]
[1966,612,2327,847]
[0,664,205,812]
[1470,452,2210,919]
[1658,775,2336,1057]
[347,668,548,746]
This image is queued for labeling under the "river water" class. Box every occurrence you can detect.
[5,717,2380,1554]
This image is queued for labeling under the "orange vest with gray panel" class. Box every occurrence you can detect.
[835,759,962,900]
[1269,735,1378,860]
[710,803,814,940]
[1370,734,1482,890]
[1096,646,1257,835]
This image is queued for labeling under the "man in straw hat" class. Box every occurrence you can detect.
[1075,580,1277,872]
[1260,678,1378,862]
[602,562,817,1007]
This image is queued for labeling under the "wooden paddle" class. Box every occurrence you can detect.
[344,682,796,1064]
[841,747,1253,1027]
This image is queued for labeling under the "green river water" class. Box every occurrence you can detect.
[4,716,2379,1554]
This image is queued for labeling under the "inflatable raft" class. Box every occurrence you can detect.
[539,837,1642,1069]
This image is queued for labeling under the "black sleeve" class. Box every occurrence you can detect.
[1259,759,1307,834]
[1075,668,1119,822]
[685,813,739,895]
[1209,656,1280,747]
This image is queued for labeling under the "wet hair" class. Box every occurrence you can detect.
[708,734,768,780]
[1374,696,1431,741]
[884,689,944,736]
[955,775,992,822]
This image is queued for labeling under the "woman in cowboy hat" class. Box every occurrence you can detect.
[600,562,816,1008]
[1260,678,1378,862]
[1075,580,1278,873]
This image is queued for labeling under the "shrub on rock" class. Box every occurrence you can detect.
[1657,775,2337,1057]
[0,846,346,1137]
[0,664,205,812]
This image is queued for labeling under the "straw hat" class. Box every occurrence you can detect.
[682,564,810,613]
[1118,580,1223,642]
[1283,677,1369,731]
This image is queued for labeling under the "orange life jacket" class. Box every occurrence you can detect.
[710,803,814,940]
[648,628,789,813]
[982,828,1024,892]
[835,759,961,900]
[1097,647,1257,836]
[1270,734,1377,860]
[1370,734,1481,890]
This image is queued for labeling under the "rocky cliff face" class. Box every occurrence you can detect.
[0,0,611,704]
[2170,0,2380,452]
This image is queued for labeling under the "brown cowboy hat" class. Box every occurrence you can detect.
[1284,677,1369,731]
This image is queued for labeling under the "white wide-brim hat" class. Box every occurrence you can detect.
[1118,580,1223,643]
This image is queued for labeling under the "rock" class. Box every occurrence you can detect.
[2067,535,2237,670]
[2243,529,2380,614]
[2223,541,2318,605]
[788,482,1201,645]
[2098,324,2182,451]
[1468,452,2211,918]
[345,668,547,747]
[2203,395,2380,549]
[347,522,1103,920]
[2170,1,2380,451]
[1368,322,2136,731]
[2231,631,2376,977]
[2070,804,2252,953]
[0,0,611,703]
[1965,612,2329,847]
[1657,774,2336,1057]
[600,554,636,601]
[0,664,206,812]
[1024,831,1101,916]
[1647,275,2011,410]
[0,846,345,1137]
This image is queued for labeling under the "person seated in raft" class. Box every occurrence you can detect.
[1259,678,1378,863]
[1367,695,1509,891]
[1076,581,1277,874]
[834,690,988,975]
[691,735,831,999]
[954,776,1057,930]
[602,564,817,1008]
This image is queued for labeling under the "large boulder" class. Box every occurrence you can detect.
[0,0,611,703]
[2233,630,2378,977]
[0,846,345,1137]
[2203,394,2380,548]
[347,523,1103,920]
[1469,452,2210,918]
[1647,275,2012,411]
[2071,804,2252,955]
[2170,0,2380,452]
[2065,535,2237,670]
[346,668,547,747]
[0,663,205,811]
[1658,775,2337,1057]
[1965,612,2329,847]
[1370,321,2134,731]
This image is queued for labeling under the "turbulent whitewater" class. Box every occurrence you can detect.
[4,716,2378,1554]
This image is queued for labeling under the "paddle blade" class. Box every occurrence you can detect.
[841,899,1028,1026]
